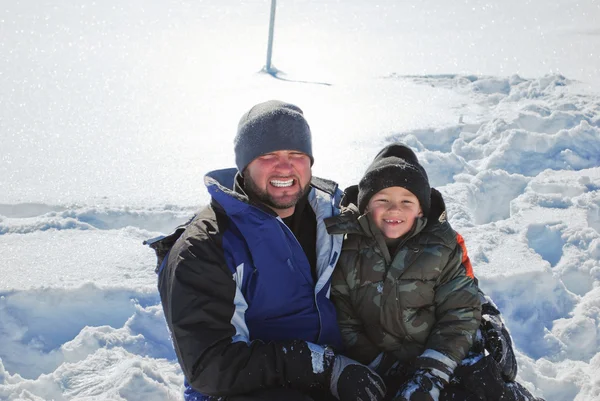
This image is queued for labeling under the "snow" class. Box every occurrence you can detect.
[1,0,599,400]
[306,343,326,375]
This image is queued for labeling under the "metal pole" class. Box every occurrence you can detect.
[265,0,277,73]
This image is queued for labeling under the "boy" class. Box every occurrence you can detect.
[327,143,543,401]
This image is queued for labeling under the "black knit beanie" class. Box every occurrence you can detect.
[357,143,431,216]
[234,100,313,172]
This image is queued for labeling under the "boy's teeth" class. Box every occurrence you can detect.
[384,219,401,223]
[271,179,294,187]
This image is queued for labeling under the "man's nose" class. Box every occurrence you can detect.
[275,156,293,170]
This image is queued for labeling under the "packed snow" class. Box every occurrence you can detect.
[1,1,599,400]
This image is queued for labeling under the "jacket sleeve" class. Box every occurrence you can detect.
[424,241,482,366]
[330,252,382,365]
[158,209,327,396]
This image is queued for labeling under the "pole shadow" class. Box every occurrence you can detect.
[260,67,332,87]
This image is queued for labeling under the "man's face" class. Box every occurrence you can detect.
[244,150,312,218]
[366,186,422,239]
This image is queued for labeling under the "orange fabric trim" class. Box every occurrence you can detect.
[456,233,475,279]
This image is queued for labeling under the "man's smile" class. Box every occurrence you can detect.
[270,178,295,188]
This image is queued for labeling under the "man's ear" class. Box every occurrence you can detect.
[418,208,423,217]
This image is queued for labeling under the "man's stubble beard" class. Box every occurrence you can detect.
[243,172,311,210]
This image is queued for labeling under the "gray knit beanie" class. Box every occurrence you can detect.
[234,100,313,172]
[357,143,431,216]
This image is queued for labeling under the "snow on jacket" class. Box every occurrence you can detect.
[326,186,482,370]
[152,168,344,400]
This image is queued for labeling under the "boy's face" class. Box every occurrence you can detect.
[366,186,423,239]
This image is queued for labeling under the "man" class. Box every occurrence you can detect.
[148,100,386,401]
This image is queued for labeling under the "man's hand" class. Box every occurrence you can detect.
[481,299,517,381]
[329,354,386,401]
[368,352,403,378]
[308,344,385,401]
[393,369,446,401]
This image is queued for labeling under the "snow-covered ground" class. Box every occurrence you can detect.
[1,1,599,400]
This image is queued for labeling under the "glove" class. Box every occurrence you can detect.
[393,349,456,401]
[481,298,518,381]
[368,352,402,378]
[308,344,386,401]
[329,354,386,401]
[393,369,446,401]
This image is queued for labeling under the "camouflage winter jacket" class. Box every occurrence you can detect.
[326,186,482,370]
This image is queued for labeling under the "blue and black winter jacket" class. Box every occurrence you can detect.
[150,168,344,400]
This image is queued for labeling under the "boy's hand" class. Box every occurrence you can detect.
[393,349,456,401]
[481,299,517,381]
[393,369,446,401]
